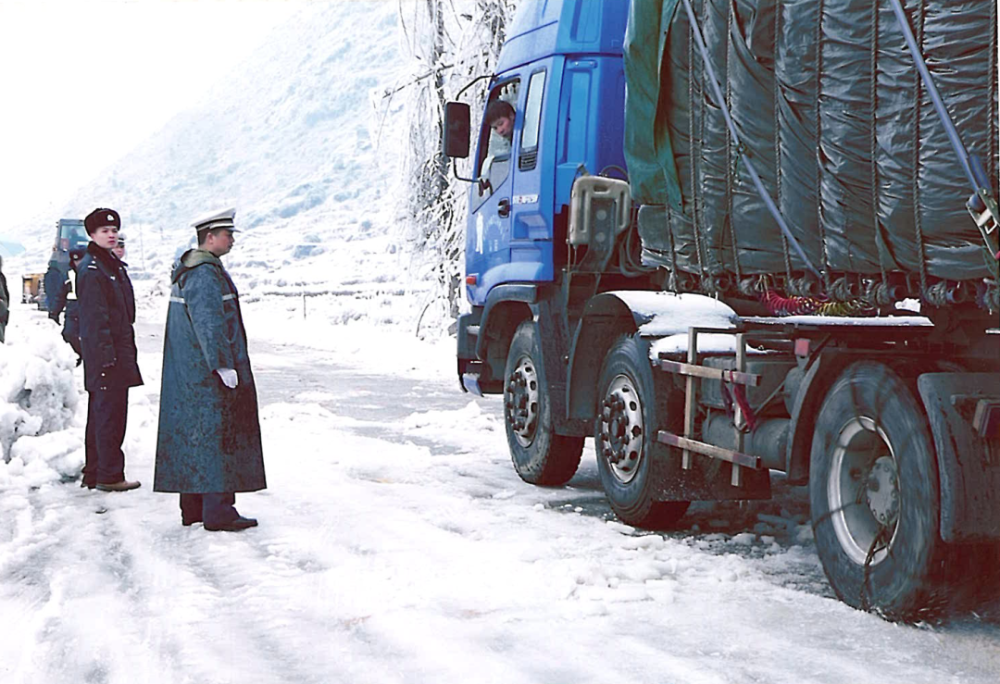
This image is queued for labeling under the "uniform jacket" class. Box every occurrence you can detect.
[61,267,82,354]
[62,267,80,333]
[77,242,143,391]
[153,249,266,494]
[0,266,9,343]
[44,265,64,319]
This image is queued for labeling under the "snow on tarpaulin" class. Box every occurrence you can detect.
[0,319,82,485]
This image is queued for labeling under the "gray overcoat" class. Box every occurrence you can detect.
[153,249,266,493]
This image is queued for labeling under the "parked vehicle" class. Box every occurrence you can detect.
[444,0,999,619]
[21,273,45,307]
[44,218,88,314]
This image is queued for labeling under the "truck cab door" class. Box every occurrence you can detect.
[466,79,520,306]
[510,64,557,282]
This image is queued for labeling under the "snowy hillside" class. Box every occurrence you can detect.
[10,2,435,328]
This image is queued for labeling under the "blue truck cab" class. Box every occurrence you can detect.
[452,0,632,397]
[464,0,627,307]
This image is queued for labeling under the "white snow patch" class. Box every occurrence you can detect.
[0,318,80,466]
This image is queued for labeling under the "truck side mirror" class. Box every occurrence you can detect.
[443,102,471,159]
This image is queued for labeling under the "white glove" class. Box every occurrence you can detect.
[216,368,238,389]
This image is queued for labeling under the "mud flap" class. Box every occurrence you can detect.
[917,373,1000,542]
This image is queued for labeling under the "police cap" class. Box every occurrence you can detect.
[84,208,121,235]
[191,207,239,234]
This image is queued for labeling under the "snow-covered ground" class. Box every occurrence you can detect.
[2,2,999,681]
[2,292,999,684]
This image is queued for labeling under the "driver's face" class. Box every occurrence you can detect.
[491,114,514,139]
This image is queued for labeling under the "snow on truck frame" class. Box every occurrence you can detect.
[444,0,1000,619]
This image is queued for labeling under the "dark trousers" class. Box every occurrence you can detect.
[83,388,129,485]
[179,493,239,526]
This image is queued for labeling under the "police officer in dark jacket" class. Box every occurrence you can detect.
[44,262,64,323]
[60,249,85,362]
[77,208,143,492]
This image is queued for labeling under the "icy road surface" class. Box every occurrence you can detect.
[1,304,998,684]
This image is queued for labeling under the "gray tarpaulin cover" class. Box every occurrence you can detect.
[624,0,998,287]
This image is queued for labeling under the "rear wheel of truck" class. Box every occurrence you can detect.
[595,336,690,529]
[503,320,584,486]
[810,361,943,620]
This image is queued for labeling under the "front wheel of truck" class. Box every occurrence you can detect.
[595,336,690,529]
[503,320,584,486]
[810,361,944,620]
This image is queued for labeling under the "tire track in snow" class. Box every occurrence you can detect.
[117,515,410,684]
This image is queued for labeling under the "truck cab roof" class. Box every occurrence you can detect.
[496,0,628,74]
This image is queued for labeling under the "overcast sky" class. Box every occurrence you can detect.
[0,0,301,229]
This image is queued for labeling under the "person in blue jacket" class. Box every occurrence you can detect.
[77,208,143,492]
[153,208,265,532]
[44,261,65,323]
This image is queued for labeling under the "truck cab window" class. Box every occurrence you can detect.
[475,80,519,204]
[520,70,545,151]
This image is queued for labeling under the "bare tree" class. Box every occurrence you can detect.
[387,0,517,332]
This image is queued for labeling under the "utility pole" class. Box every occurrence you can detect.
[139,224,146,271]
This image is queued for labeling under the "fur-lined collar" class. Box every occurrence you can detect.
[86,240,122,272]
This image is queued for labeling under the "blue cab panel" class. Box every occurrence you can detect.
[465,0,629,308]
[498,0,628,73]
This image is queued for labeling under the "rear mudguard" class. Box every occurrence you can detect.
[918,373,1000,542]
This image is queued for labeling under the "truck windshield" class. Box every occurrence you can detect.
[62,224,89,250]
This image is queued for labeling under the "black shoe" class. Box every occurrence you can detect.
[204,516,258,532]
[182,516,203,527]
[80,480,96,490]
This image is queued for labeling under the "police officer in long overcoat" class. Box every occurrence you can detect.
[154,208,266,532]
[77,208,143,491]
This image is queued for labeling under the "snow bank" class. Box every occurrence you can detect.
[0,315,83,485]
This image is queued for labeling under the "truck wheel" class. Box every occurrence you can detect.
[595,335,690,529]
[810,361,943,619]
[503,320,583,485]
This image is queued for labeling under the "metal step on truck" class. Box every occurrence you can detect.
[443,0,999,619]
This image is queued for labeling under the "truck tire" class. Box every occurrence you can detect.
[503,320,583,485]
[595,335,690,529]
[810,361,943,619]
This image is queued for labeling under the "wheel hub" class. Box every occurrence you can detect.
[865,456,900,527]
[599,375,644,484]
[827,416,900,566]
[505,356,539,447]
